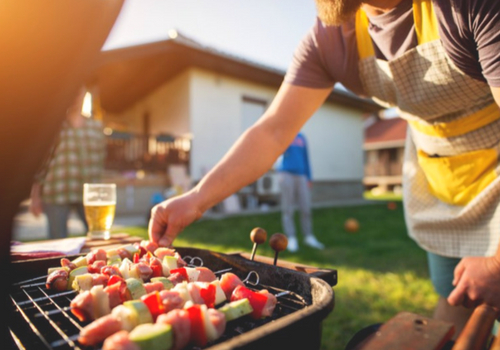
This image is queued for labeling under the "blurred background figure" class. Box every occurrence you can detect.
[29,87,106,239]
[275,132,324,252]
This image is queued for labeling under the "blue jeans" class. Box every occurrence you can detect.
[43,202,88,239]
[427,251,461,297]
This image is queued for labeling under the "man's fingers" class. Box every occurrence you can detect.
[162,222,182,247]
[158,235,173,248]
[452,260,466,286]
[448,282,467,306]
[148,208,167,244]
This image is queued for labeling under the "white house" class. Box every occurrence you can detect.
[88,32,381,214]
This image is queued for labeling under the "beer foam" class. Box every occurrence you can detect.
[83,201,116,206]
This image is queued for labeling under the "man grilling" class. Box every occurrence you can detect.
[149,0,500,337]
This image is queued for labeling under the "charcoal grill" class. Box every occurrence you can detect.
[9,247,336,350]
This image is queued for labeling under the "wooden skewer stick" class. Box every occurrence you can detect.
[269,233,288,266]
[250,227,268,261]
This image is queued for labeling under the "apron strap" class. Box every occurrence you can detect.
[355,10,374,60]
[413,0,440,44]
[355,0,440,60]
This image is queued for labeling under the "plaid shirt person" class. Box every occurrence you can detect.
[36,117,106,204]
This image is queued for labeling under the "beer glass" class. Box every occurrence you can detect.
[83,183,116,240]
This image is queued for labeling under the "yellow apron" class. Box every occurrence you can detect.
[356,0,500,257]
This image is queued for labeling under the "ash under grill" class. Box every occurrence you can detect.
[9,247,336,350]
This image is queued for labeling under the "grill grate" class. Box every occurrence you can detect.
[10,268,309,350]
[10,247,335,350]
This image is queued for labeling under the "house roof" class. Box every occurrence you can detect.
[89,32,383,114]
[364,117,407,150]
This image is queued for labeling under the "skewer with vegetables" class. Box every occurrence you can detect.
[77,272,277,347]
[46,242,187,292]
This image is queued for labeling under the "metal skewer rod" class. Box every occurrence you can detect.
[16,290,77,306]
[12,275,48,286]
[35,306,73,317]
[214,267,233,275]
[17,281,47,289]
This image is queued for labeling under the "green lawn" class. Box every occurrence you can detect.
[119,200,438,350]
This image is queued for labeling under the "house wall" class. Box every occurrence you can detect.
[302,103,365,201]
[188,68,277,180]
[102,73,192,215]
[104,67,367,213]
[105,71,191,136]
[188,67,366,202]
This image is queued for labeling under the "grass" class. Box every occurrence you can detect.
[117,199,438,350]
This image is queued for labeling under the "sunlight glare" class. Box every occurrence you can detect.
[82,92,92,117]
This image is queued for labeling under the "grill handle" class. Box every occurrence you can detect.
[452,304,499,350]
[231,252,337,287]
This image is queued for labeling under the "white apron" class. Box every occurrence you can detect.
[356,0,500,257]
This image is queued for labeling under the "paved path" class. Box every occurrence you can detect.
[12,211,147,242]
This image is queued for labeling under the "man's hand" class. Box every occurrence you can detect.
[448,256,500,309]
[148,191,204,247]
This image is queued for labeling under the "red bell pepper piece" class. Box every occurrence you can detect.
[118,281,130,303]
[141,291,165,321]
[107,275,125,286]
[231,285,268,319]
[133,252,140,264]
[200,284,216,308]
[169,268,188,281]
[186,305,207,347]
[137,245,147,257]
[150,262,163,278]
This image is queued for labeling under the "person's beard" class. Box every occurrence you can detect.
[315,0,364,26]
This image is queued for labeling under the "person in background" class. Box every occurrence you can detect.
[29,87,106,239]
[275,132,324,252]
[149,0,500,337]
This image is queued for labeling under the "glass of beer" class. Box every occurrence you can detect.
[83,183,116,240]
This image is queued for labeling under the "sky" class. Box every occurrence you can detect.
[103,0,319,71]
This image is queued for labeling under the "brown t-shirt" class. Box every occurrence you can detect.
[284,0,500,96]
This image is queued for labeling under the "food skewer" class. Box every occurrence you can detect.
[249,227,267,261]
[77,272,277,347]
[27,240,283,350]
[269,233,288,265]
[101,300,251,350]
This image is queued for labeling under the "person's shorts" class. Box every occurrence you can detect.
[426,251,461,298]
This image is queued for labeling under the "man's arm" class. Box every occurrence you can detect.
[149,83,332,246]
[491,87,500,108]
